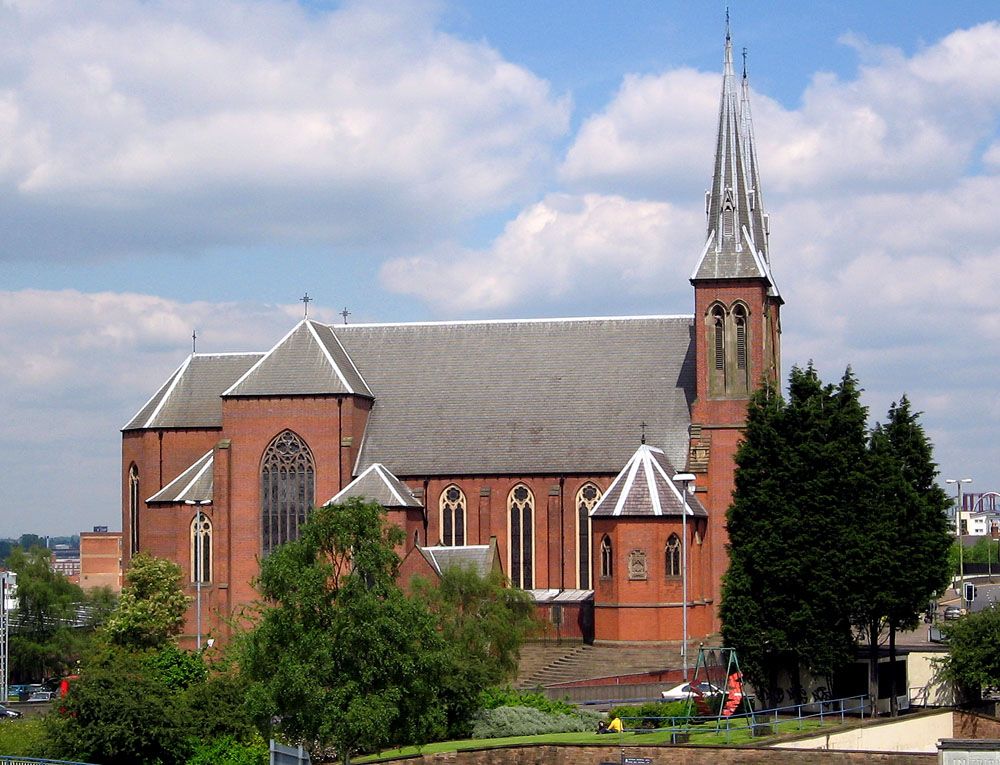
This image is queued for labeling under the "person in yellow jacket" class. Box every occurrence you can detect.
[606,716,623,733]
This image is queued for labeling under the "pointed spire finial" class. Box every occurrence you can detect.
[742,46,748,79]
[641,421,647,445]
[192,329,197,354]
[725,7,731,41]
[301,293,312,318]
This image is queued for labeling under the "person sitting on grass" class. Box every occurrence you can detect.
[598,716,622,734]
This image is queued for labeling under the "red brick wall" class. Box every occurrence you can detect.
[592,516,713,642]
[374,744,934,764]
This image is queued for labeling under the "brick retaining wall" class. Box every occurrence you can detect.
[371,744,936,764]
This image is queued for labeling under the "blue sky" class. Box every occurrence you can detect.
[1,0,998,535]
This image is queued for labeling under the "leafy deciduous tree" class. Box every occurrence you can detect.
[105,553,189,649]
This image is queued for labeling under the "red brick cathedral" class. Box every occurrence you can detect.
[121,28,780,645]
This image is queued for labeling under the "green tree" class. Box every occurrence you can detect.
[941,605,1000,702]
[237,499,455,764]
[721,365,866,703]
[105,553,189,649]
[854,397,952,714]
[7,546,89,681]
[411,564,537,736]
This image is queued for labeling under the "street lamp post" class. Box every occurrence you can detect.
[945,478,972,602]
[184,500,211,650]
[673,472,696,681]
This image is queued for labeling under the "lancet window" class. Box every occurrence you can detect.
[508,485,534,589]
[600,535,613,579]
[129,465,140,555]
[666,534,681,577]
[576,483,602,589]
[190,513,212,583]
[260,430,315,556]
[440,485,467,546]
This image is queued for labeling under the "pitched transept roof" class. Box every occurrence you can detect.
[123,353,262,430]
[325,463,421,508]
[590,443,706,518]
[417,543,499,578]
[147,450,214,504]
[223,319,372,398]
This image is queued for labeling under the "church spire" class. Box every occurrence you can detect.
[691,22,773,288]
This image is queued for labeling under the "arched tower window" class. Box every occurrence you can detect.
[440,485,466,546]
[708,304,727,397]
[261,430,315,556]
[600,535,613,579]
[190,513,212,583]
[128,465,140,555]
[732,302,750,395]
[576,483,602,589]
[666,534,681,577]
[508,485,534,590]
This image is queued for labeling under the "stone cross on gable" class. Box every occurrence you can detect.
[641,421,647,445]
[301,293,312,318]
[192,329,197,354]
[341,306,351,325]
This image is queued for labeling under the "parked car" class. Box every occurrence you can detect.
[943,605,964,621]
[0,705,22,719]
[26,691,53,703]
[660,680,724,700]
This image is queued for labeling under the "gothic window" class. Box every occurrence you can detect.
[260,430,315,557]
[508,485,534,590]
[128,465,140,555]
[708,304,727,397]
[732,302,750,394]
[576,483,602,589]
[440,485,467,546]
[190,513,212,583]
[600,535,613,579]
[666,534,681,577]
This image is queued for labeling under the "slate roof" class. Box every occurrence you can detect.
[333,315,696,476]
[123,353,262,430]
[224,320,372,398]
[418,544,499,578]
[325,463,422,508]
[692,28,778,298]
[147,450,214,504]
[590,443,707,518]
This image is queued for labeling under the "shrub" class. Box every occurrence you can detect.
[608,699,693,729]
[478,686,576,716]
[185,734,267,765]
[471,705,601,738]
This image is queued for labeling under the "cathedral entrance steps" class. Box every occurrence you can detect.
[515,643,685,690]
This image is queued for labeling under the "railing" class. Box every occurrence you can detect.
[0,758,98,765]
[618,694,869,745]
[270,739,311,765]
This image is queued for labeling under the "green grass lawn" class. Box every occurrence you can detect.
[356,715,838,762]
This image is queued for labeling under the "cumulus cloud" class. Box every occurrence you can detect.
[381,193,701,311]
[0,0,569,259]
[0,288,315,533]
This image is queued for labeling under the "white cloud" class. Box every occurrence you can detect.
[0,0,569,258]
[381,193,700,312]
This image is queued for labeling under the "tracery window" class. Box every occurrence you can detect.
[666,534,681,577]
[508,484,534,589]
[600,535,613,579]
[190,513,212,583]
[261,430,315,556]
[576,483,602,589]
[128,465,140,555]
[734,304,748,371]
[440,485,467,546]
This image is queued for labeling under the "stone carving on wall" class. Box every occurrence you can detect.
[628,549,648,581]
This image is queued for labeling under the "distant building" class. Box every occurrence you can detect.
[79,528,123,593]
[959,492,1000,537]
[49,543,80,584]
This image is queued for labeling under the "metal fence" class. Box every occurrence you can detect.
[617,694,869,745]
[270,739,311,765]
[0,758,97,765]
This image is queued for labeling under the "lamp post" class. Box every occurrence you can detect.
[673,472,696,680]
[945,479,972,601]
[184,500,211,650]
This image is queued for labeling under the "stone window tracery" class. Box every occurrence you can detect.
[190,513,212,583]
[129,465,140,555]
[440,485,466,546]
[666,534,681,577]
[260,430,315,556]
[577,483,602,589]
[508,484,534,589]
[600,535,613,579]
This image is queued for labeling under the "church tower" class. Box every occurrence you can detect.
[689,23,782,628]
